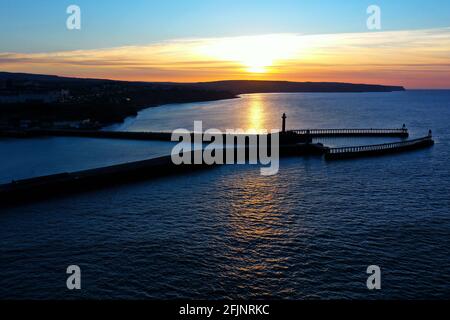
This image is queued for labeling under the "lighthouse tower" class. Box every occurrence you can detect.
[282,113,287,133]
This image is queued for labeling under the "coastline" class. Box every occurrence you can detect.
[0,72,406,130]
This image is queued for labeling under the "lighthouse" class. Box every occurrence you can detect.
[282,113,287,133]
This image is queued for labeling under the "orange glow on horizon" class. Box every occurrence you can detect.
[1,28,449,88]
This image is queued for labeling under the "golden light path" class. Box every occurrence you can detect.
[247,95,266,131]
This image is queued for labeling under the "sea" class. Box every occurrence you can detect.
[0,90,449,299]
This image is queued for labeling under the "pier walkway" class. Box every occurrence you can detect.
[0,127,409,141]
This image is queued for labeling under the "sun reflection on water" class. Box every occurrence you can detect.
[215,171,300,296]
[246,95,267,132]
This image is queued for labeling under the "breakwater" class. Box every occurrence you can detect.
[0,127,434,206]
[0,143,326,206]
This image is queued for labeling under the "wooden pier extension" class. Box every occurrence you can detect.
[325,135,434,160]
[289,127,409,137]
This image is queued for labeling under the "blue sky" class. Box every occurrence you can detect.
[1,0,450,53]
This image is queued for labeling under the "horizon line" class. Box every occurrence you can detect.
[1,70,412,89]
[3,70,450,90]
[1,28,449,89]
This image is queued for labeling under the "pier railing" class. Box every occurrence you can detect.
[326,136,433,155]
[289,128,409,137]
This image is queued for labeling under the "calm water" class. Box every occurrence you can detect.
[1,91,449,299]
[0,138,176,184]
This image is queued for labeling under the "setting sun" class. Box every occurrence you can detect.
[246,64,268,74]
[196,34,303,74]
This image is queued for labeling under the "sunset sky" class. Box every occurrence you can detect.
[1,0,449,88]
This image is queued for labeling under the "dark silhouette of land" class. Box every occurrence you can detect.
[184,80,405,94]
[0,72,236,128]
[0,72,405,129]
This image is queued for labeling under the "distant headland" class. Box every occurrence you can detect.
[0,72,405,129]
[184,80,405,94]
